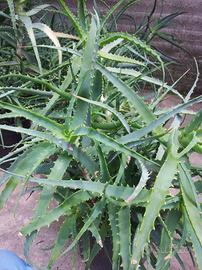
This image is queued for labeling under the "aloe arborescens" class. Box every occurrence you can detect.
[0,1,202,269]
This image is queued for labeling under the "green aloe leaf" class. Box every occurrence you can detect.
[49,215,76,267]
[71,15,99,128]
[125,161,150,203]
[0,101,65,139]
[106,67,176,93]
[179,162,202,269]
[130,130,179,269]
[75,95,130,132]
[108,203,120,270]
[34,153,71,218]
[20,15,43,74]
[156,210,181,270]
[0,124,97,175]
[58,0,83,38]
[77,0,87,32]
[97,144,111,183]
[25,177,150,204]
[96,63,155,124]
[100,32,164,70]
[118,206,131,270]
[98,51,145,66]
[101,0,138,28]
[75,126,158,168]
[6,0,17,38]
[32,22,62,65]
[120,95,202,144]
[87,220,103,248]
[21,190,93,235]
[0,73,71,99]
[0,86,52,97]
[62,200,105,255]
[183,210,202,269]
[0,142,56,209]
[0,124,67,148]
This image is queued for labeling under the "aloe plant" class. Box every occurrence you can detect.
[0,1,202,270]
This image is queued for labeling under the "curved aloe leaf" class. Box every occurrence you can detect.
[71,15,99,128]
[120,95,202,144]
[62,200,105,255]
[106,67,174,91]
[100,38,123,53]
[184,58,200,102]
[130,131,179,269]
[108,203,121,270]
[96,63,155,124]
[183,209,202,269]
[75,126,158,168]
[125,161,150,203]
[99,51,145,66]
[20,15,43,74]
[100,33,163,69]
[0,101,65,139]
[58,0,83,38]
[26,177,150,205]
[0,124,98,175]
[118,206,131,270]
[97,144,111,183]
[156,210,181,270]
[0,142,56,209]
[75,95,130,133]
[179,162,202,269]
[34,153,71,217]
[6,0,17,38]
[48,215,76,267]
[25,4,51,17]
[22,190,93,235]
[32,22,62,65]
